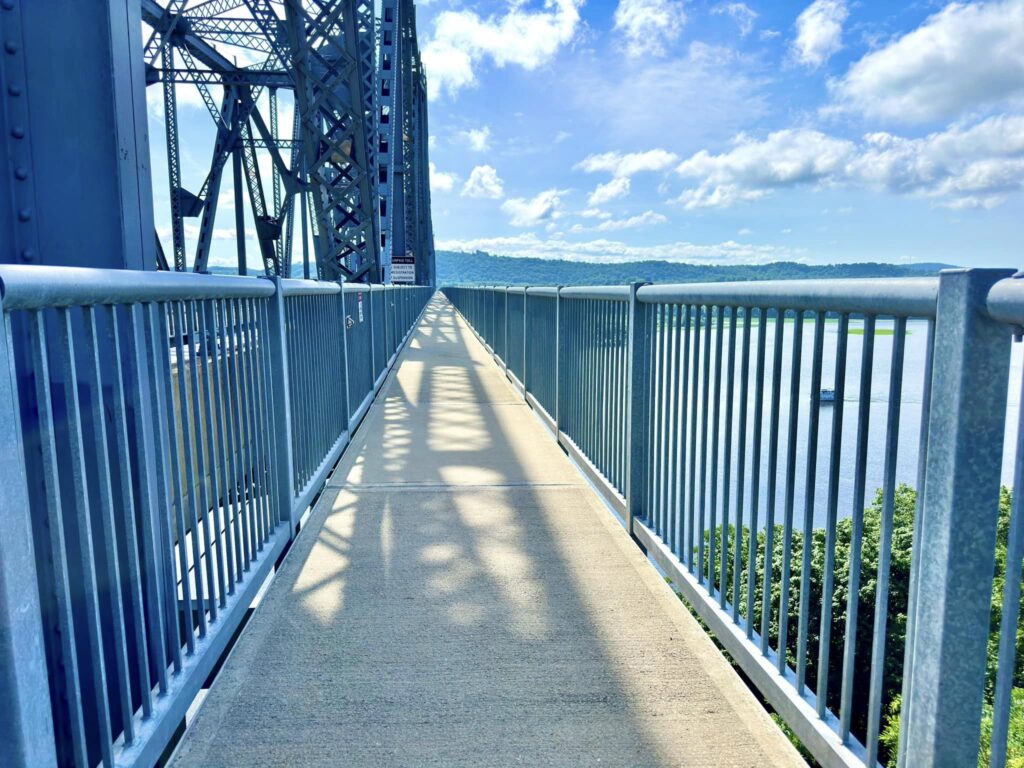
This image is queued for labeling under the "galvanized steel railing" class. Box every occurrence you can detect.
[0,265,431,768]
[444,270,1024,768]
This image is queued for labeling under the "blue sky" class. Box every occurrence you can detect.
[420,0,1024,266]
[147,0,1024,269]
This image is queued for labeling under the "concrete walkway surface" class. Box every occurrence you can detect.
[172,295,805,768]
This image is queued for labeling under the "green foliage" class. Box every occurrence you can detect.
[698,484,1022,766]
[437,250,949,287]
[881,689,1024,768]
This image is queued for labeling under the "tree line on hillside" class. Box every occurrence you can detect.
[436,250,950,287]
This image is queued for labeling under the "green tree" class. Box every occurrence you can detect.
[699,484,1022,766]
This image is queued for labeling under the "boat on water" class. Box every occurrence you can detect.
[819,388,836,404]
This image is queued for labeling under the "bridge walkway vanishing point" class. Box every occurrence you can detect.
[171,294,804,767]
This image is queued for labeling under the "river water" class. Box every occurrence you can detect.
[654,317,1023,530]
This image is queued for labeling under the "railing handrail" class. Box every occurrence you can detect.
[560,285,632,301]
[987,273,1024,326]
[636,277,940,316]
[0,264,276,309]
[280,277,341,296]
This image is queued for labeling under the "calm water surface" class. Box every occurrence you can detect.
[651,318,1023,530]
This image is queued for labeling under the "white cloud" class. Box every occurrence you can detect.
[676,129,853,207]
[580,208,613,219]
[422,0,582,99]
[588,177,631,205]
[462,165,505,199]
[593,210,668,231]
[576,149,680,177]
[555,131,572,143]
[501,188,567,226]
[674,115,1024,209]
[429,162,458,193]
[792,0,847,68]
[712,2,758,37]
[460,126,492,152]
[848,115,1024,208]
[436,232,802,263]
[828,0,1024,123]
[614,0,688,57]
[738,227,753,235]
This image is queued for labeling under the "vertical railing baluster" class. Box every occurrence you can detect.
[817,313,849,717]
[796,311,825,691]
[82,305,134,743]
[720,307,737,609]
[732,308,751,623]
[839,314,877,738]
[0,304,57,768]
[865,316,907,765]
[760,308,785,654]
[778,310,804,672]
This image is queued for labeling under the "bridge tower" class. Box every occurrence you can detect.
[139,0,434,283]
[0,0,435,284]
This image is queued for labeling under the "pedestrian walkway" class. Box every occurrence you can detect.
[172,295,805,767]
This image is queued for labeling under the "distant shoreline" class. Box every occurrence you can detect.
[436,249,953,287]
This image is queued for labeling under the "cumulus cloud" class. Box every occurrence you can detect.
[462,165,505,199]
[422,0,582,99]
[712,2,758,37]
[460,126,492,152]
[676,129,853,207]
[589,210,668,231]
[614,0,687,57]
[588,177,631,205]
[674,115,1024,209]
[849,115,1024,208]
[436,232,802,264]
[828,0,1024,123]
[429,162,458,193]
[580,208,613,219]
[501,188,567,226]
[576,149,680,177]
[792,0,847,68]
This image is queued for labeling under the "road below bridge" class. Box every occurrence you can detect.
[172,295,804,767]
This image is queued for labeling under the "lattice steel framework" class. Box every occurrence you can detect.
[143,0,433,283]
[375,0,434,284]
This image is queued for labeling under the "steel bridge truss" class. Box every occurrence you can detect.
[143,0,433,283]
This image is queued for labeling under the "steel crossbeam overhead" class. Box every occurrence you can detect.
[141,0,434,284]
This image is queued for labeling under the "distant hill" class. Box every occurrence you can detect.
[436,250,954,287]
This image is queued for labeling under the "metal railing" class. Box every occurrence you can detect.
[0,265,431,768]
[444,270,1024,768]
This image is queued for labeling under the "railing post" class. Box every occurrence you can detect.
[555,286,563,433]
[522,287,529,391]
[266,276,297,537]
[339,284,353,430]
[900,267,1014,767]
[625,282,650,539]
[0,300,58,767]
[503,286,510,371]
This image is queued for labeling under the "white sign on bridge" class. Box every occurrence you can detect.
[391,255,415,284]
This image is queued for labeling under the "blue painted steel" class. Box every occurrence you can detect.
[1,0,156,272]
